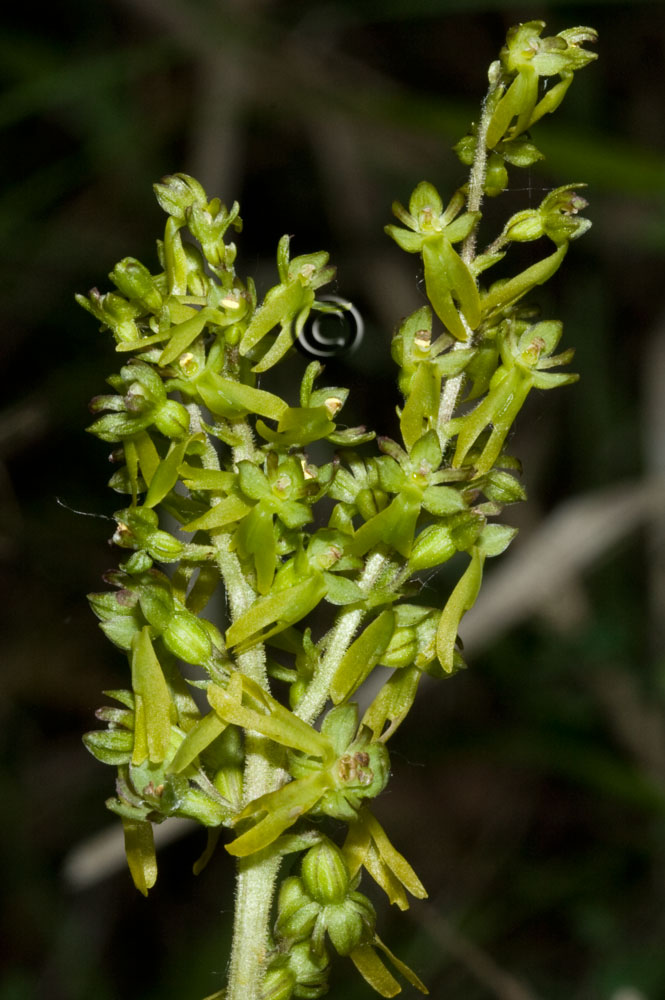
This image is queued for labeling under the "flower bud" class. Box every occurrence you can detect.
[154,399,190,439]
[286,941,329,993]
[323,893,376,956]
[260,965,295,1000]
[409,523,456,572]
[448,511,484,552]
[213,764,243,810]
[109,257,163,312]
[162,611,213,666]
[122,550,153,575]
[301,840,350,906]
[169,783,230,826]
[482,469,527,504]
[380,625,417,668]
[153,173,208,222]
[146,529,184,563]
[484,153,508,197]
[504,209,544,243]
[225,323,242,346]
[275,877,321,943]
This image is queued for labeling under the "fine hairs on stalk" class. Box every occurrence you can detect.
[79,20,597,1000]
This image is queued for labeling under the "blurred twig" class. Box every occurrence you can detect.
[415,904,544,1000]
[588,665,665,786]
[643,316,665,661]
[63,817,197,890]
[462,479,665,655]
[0,396,48,457]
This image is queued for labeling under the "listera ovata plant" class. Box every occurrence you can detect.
[78,20,597,1000]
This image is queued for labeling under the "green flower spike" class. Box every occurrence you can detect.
[275,839,427,997]
[79,23,596,999]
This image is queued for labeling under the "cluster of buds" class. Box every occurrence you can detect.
[264,838,426,999]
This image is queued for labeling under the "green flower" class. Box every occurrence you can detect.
[88,361,190,443]
[451,318,577,475]
[214,700,389,857]
[486,21,597,148]
[502,185,591,247]
[385,183,481,341]
[238,235,338,372]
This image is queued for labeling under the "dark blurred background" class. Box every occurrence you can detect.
[2,2,665,998]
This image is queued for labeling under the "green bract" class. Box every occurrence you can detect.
[80,20,595,1000]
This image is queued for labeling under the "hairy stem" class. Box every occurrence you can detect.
[294,550,391,726]
[437,88,495,442]
[215,530,281,1000]
[188,403,281,1000]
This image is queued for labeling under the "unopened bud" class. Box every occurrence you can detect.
[504,209,544,243]
[154,399,190,438]
[275,876,320,942]
[449,511,484,551]
[286,940,330,991]
[213,764,243,809]
[109,257,162,312]
[324,893,376,956]
[162,611,213,666]
[301,839,350,906]
[380,625,418,668]
[259,965,295,1000]
[409,523,456,571]
[153,173,208,222]
[146,529,184,563]
[173,784,229,827]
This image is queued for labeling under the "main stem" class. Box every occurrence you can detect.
[214,537,280,1000]
[188,405,281,1000]
[437,87,495,442]
[294,550,391,726]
